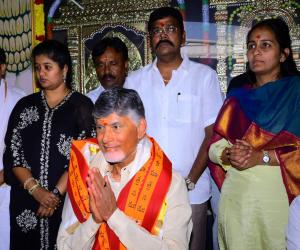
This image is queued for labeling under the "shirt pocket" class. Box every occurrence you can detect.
[175,93,201,123]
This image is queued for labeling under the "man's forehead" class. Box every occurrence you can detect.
[96,112,134,125]
[97,47,123,61]
[152,16,178,27]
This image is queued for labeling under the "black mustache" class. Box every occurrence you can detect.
[155,40,174,50]
[101,74,116,81]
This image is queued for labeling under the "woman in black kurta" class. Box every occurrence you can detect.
[3,40,94,250]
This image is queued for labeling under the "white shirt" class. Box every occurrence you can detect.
[57,137,192,250]
[125,55,223,204]
[0,78,25,250]
[86,85,105,103]
[0,79,26,172]
[286,196,300,250]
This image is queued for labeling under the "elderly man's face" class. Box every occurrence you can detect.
[95,112,146,167]
[94,47,128,89]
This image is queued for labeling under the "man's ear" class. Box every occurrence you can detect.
[181,31,186,47]
[63,65,68,78]
[137,118,147,139]
[124,61,129,76]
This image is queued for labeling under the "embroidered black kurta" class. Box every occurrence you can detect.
[4,90,95,250]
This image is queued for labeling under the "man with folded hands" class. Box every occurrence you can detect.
[57,87,192,249]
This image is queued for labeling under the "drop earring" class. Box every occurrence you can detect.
[280,56,285,63]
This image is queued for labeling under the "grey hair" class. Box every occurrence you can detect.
[93,87,145,124]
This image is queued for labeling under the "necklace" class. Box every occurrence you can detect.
[44,87,71,108]
[163,78,170,83]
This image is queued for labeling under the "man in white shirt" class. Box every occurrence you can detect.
[86,37,128,103]
[0,48,26,250]
[125,7,223,250]
[57,87,192,249]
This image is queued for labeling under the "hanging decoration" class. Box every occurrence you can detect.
[32,0,45,46]
[31,0,45,92]
[0,0,45,74]
[0,0,32,74]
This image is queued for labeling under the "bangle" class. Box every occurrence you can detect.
[28,183,40,195]
[23,177,36,190]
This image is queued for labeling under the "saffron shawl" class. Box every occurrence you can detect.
[68,137,172,249]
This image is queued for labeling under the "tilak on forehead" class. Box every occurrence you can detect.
[97,117,110,126]
[102,55,109,59]
[100,55,111,61]
[100,121,108,126]
[156,21,165,27]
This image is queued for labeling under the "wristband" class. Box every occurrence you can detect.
[52,187,62,199]
[185,177,195,191]
[262,150,270,165]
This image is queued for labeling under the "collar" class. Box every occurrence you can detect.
[98,84,105,93]
[93,137,151,181]
[0,79,7,100]
[150,51,190,73]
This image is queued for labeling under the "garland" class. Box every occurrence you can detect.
[32,0,45,46]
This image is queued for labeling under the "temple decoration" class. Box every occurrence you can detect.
[47,0,63,40]
[0,0,33,74]
[32,0,45,46]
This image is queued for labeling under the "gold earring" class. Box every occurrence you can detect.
[280,54,286,62]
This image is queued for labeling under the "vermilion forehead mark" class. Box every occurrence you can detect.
[156,21,165,27]
[256,35,261,39]
[101,56,109,60]
[97,119,108,126]
[101,122,108,126]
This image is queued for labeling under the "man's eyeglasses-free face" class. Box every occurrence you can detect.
[150,25,178,37]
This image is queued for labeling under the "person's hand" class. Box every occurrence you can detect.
[0,170,4,186]
[32,187,60,209]
[86,168,117,223]
[228,139,261,170]
[36,204,55,218]
[88,184,103,223]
